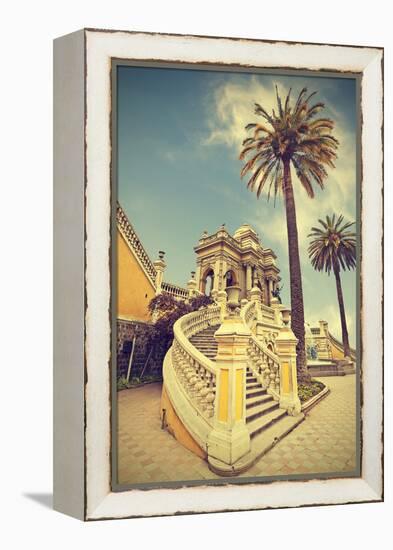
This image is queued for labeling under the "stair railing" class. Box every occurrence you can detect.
[162,305,221,450]
[241,300,281,401]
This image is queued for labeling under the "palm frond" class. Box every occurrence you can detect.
[240,85,339,203]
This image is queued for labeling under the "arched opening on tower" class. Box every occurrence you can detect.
[201,268,214,296]
[224,270,237,287]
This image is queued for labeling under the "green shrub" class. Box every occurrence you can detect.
[298,380,325,403]
[116,374,163,391]
[117,376,131,390]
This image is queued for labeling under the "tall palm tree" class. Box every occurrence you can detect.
[239,86,339,381]
[308,214,356,358]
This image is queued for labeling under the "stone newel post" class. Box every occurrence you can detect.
[275,307,302,416]
[250,285,262,320]
[153,251,166,295]
[216,290,227,321]
[187,271,197,298]
[270,296,283,325]
[207,288,251,473]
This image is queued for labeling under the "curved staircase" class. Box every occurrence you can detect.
[186,320,304,473]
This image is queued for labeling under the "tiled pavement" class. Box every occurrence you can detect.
[117,375,357,485]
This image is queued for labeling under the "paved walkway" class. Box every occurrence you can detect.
[117,375,357,485]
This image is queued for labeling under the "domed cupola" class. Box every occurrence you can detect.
[233,223,260,249]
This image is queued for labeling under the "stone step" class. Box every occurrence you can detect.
[246,400,279,423]
[191,350,217,355]
[246,381,261,390]
[246,413,305,464]
[248,408,287,439]
[246,387,267,399]
[245,393,273,409]
[189,340,217,346]
[189,341,217,347]
[190,336,217,341]
[210,413,305,476]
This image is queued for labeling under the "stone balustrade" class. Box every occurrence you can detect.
[161,281,189,300]
[162,305,221,452]
[171,340,216,418]
[173,306,221,409]
[241,297,295,405]
[117,203,157,285]
[179,304,221,338]
[243,298,257,326]
[244,298,281,400]
[247,338,281,399]
[261,303,276,323]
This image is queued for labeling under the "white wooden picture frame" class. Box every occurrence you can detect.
[53,28,383,521]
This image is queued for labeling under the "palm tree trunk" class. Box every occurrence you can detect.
[333,265,351,357]
[282,159,309,382]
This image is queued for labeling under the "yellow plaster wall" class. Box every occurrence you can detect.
[281,362,291,394]
[160,384,207,460]
[117,230,156,322]
[235,369,243,421]
[218,370,229,422]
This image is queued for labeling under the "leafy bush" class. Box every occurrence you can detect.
[147,294,214,371]
[298,380,325,403]
[116,374,162,391]
[117,376,131,390]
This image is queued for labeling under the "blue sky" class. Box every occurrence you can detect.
[117,65,358,346]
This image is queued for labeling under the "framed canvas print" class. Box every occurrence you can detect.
[53,29,383,520]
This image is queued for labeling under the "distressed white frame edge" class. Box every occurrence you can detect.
[53,29,86,521]
[84,30,383,520]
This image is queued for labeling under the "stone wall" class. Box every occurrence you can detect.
[117,319,163,379]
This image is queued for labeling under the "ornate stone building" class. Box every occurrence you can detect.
[194,223,281,305]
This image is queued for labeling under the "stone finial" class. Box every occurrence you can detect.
[153,252,167,295]
[187,272,198,297]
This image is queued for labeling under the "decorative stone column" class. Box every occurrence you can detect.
[270,296,283,325]
[245,264,252,298]
[207,290,251,473]
[187,271,197,299]
[213,258,221,293]
[153,251,166,295]
[216,290,227,321]
[195,263,202,292]
[250,285,262,321]
[317,320,332,360]
[220,259,227,291]
[319,319,329,335]
[267,278,273,305]
[275,308,301,416]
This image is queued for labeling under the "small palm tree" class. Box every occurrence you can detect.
[240,86,339,380]
[308,214,356,357]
